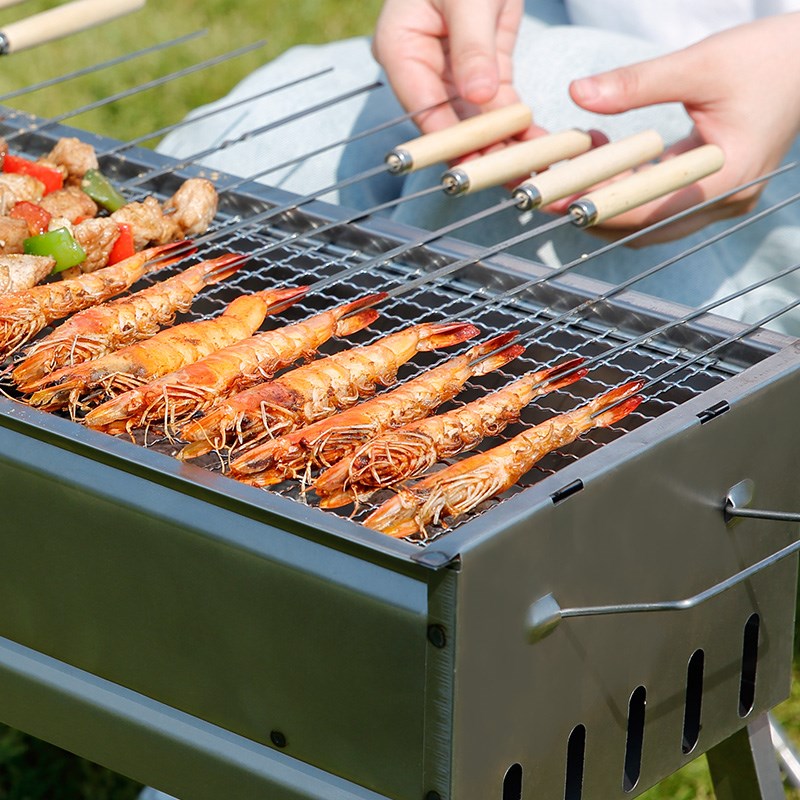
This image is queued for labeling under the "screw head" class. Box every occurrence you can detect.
[427,624,447,649]
[270,730,287,748]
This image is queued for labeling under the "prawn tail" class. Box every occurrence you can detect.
[200,252,250,286]
[141,239,197,275]
[536,357,588,393]
[332,293,386,337]
[262,285,309,316]
[592,379,645,428]
[418,321,480,351]
[467,331,525,377]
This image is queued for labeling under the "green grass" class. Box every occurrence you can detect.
[0,2,799,798]
[0,0,384,143]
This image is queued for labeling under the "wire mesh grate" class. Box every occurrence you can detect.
[0,115,783,543]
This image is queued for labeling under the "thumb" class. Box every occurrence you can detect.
[569,49,702,115]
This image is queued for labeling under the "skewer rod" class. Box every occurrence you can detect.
[570,144,725,226]
[0,0,145,54]
[386,102,532,173]
[442,128,592,195]
[514,129,665,209]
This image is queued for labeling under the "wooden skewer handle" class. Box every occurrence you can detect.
[570,144,725,226]
[514,129,665,209]
[441,129,592,195]
[386,102,533,174]
[0,0,146,54]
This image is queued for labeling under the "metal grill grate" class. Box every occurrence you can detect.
[0,111,788,544]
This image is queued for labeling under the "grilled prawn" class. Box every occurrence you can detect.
[27,285,307,414]
[364,381,644,539]
[13,253,247,390]
[83,293,386,436]
[314,358,586,508]
[178,320,480,461]
[0,241,189,359]
[229,332,524,487]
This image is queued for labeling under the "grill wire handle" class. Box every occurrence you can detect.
[526,480,800,642]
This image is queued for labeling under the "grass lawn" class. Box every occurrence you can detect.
[0,2,798,798]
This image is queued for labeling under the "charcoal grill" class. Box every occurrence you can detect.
[0,104,799,800]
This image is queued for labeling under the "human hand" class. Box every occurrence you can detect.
[372,0,539,136]
[567,13,800,243]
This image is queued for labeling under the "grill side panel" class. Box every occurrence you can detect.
[0,419,431,799]
[448,344,800,800]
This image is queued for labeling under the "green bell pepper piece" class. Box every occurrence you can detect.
[81,168,126,213]
[24,227,87,272]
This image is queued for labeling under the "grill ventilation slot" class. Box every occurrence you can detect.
[739,613,760,716]
[502,762,523,800]
[681,649,705,753]
[564,724,586,800]
[623,686,646,792]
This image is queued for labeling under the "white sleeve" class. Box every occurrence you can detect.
[562,0,756,48]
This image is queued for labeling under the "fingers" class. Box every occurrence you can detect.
[444,0,503,105]
[372,0,461,130]
[372,0,523,133]
[569,48,706,115]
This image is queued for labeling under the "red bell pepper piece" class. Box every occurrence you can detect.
[3,154,64,194]
[107,224,135,265]
[10,201,52,236]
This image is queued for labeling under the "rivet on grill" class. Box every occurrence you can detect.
[550,479,584,505]
[270,730,287,748]
[427,624,447,649]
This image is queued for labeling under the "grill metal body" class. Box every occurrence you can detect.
[0,113,798,800]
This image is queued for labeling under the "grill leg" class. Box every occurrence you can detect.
[706,713,786,799]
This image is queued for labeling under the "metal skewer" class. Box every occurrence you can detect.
[0,39,268,144]
[0,29,206,105]
[195,129,655,276]
[457,179,800,379]
[194,129,591,266]
[439,166,800,344]
[0,0,146,54]
[99,67,335,158]
[119,80,387,189]
[121,103,540,220]
[311,139,722,294]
